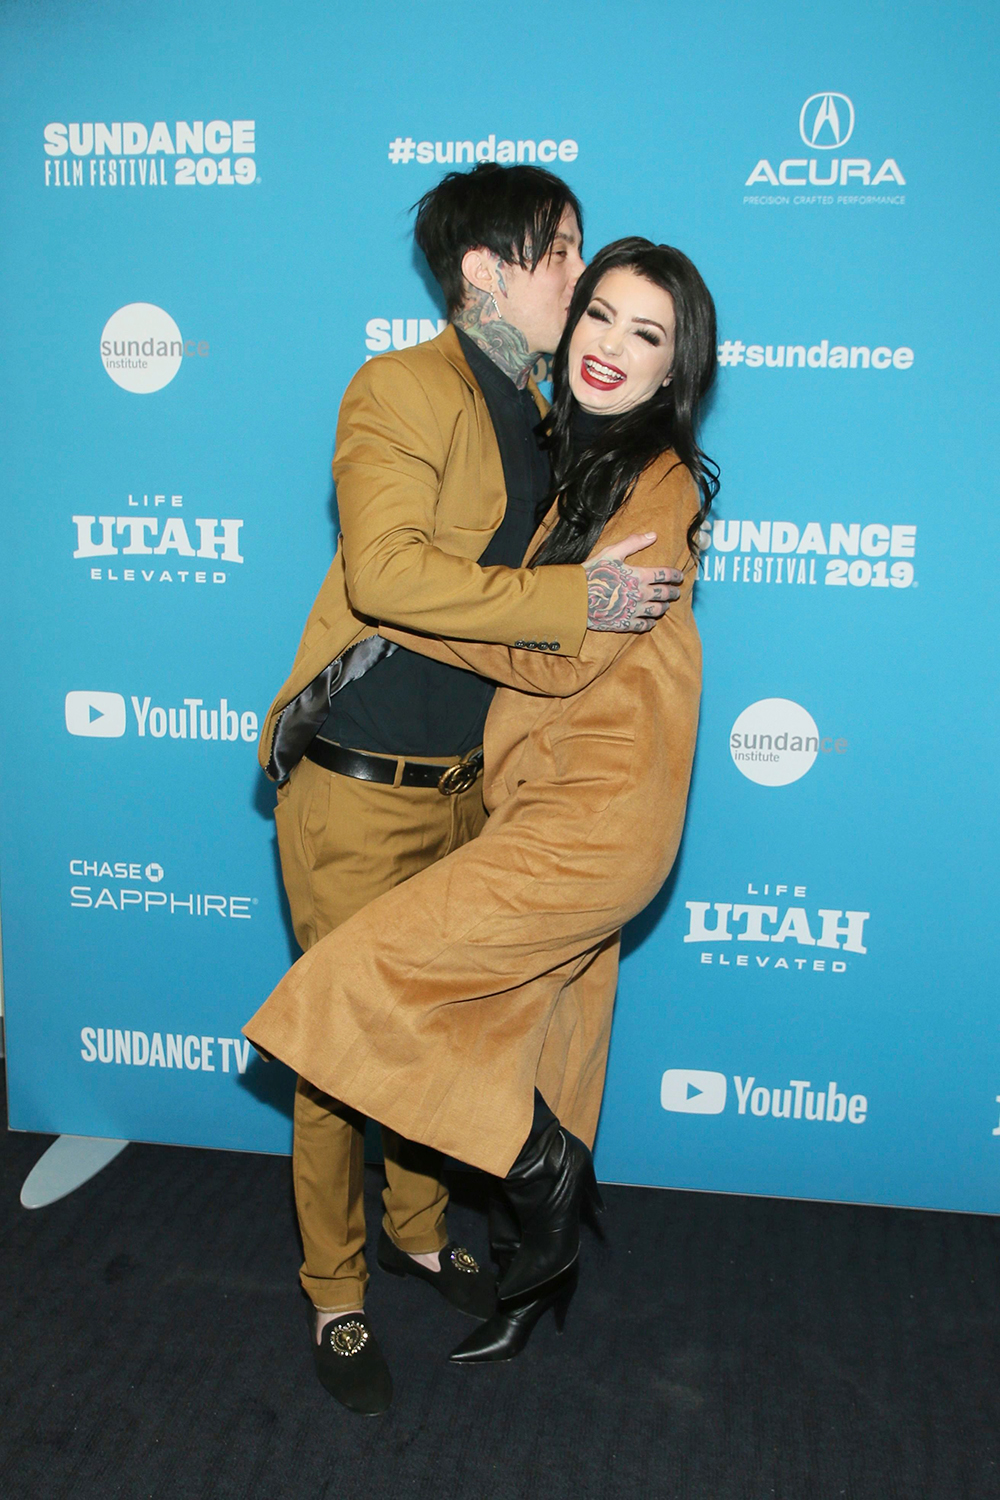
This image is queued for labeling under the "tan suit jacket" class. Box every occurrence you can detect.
[245,452,702,1176]
[258,325,589,779]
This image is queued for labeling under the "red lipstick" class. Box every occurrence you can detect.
[580,355,626,390]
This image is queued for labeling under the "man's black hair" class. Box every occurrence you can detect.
[413,162,583,316]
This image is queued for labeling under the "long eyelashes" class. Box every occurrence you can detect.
[585,307,662,347]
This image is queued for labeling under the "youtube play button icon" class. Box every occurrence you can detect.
[65,690,127,738]
[660,1069,728,1114]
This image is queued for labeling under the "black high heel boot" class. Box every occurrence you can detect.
[488,1090,555,1279]
[448,1268,578,1364]
[488,1189,521,1279]
[498,1111,604,1304]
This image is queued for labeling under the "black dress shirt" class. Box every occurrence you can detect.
[318,330,551,756]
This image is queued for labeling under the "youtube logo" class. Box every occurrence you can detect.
[65,691,127,738]
[660,1069,869,1126]
[660,1068,728,1114]
[62,688,258,745]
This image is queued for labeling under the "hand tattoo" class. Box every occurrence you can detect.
[585,558,643,632]
[453,281,540,390]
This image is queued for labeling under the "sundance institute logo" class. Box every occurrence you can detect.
[730,698,820,786]
[100,303,207,393]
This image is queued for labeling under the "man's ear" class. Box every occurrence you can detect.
[460,246,498,297]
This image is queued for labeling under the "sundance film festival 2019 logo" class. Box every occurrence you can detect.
[365,316,448,356]
[362,316,551,381]
[697,518,917,592]
[743,93,905,207]
[101,305,208,394]
[43,119,256,189]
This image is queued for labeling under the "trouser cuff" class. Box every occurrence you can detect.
[381,1212,448,1255]
[300,1270,369,1312]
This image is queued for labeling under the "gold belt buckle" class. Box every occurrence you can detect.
[437,752,482,796]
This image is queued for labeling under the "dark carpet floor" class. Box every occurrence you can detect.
[1,1082,998,1499]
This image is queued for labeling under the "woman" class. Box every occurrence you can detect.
[245,237,718,1364]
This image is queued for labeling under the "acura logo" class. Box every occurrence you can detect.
[799,93,855,149]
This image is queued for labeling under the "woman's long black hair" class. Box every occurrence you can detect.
[532,238,719,568]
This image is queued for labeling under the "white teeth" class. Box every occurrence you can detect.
[585,357,624,382]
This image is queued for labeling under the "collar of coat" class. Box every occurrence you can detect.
[434,322,549,420]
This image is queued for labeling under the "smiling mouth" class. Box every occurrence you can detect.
[581,356,626,390]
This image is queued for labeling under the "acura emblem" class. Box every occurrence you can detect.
[799,93,855,149]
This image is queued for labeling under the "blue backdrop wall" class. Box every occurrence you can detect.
[1,0,997,1212]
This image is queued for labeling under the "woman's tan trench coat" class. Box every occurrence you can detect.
[244,451,702,1178]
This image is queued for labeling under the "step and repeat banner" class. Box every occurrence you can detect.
[1,0,996,1210]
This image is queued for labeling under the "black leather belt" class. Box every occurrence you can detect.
[304,737,484,795]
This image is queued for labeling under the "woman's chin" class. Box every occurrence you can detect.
[570,381,615,412]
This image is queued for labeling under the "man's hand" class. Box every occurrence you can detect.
[583,533,684,633]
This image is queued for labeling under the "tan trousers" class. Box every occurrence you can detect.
[274,748,487,1311]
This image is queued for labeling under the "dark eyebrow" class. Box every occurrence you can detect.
[591,295,668,337]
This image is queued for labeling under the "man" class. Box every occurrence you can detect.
[259,163,682,1415]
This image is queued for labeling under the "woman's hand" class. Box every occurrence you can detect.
[583,533,684,633]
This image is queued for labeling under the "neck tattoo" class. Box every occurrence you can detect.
[454,284,540,390]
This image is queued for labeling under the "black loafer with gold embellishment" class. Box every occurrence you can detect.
[312,1310,392,1416]
[377,1228,496,1319]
